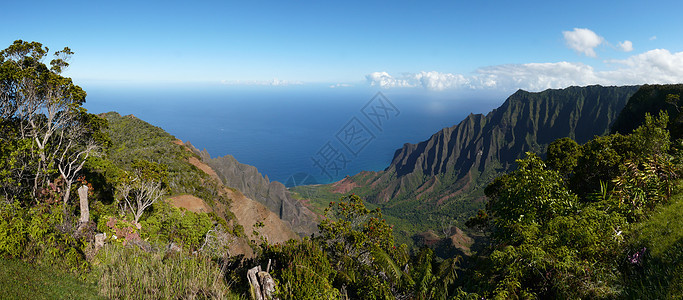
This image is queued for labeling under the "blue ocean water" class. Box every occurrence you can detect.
[82,83,502,185]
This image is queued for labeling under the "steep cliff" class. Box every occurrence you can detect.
[345,85,640,228]
[187,145,319,237]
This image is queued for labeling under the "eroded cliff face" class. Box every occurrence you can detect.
[186,144,318,237]
[347,85,639,224]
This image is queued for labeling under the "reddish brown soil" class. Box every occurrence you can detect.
[167,194,213,213]
[188,156,222,182]
[331,177,359,194]
[449,227,474,255]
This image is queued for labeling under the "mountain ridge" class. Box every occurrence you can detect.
[334,85,640,231]
[186,144,319,237]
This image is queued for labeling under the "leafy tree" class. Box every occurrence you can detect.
[409,247,460,300]
[476,153,629,298]
[262,239,341,299]
[140,200,214,250]
[570,133,632,198]
[469,111,682,299]
[545,137,580,179]
[0,40,102,207]
[0,121,36,200]
[485,153,577,241]
[317,195,408,299]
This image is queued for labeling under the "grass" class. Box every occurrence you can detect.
[624,190,683,299]
[0,259,103,299]
[93,244,244,299]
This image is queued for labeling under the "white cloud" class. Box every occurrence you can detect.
[563,28,605,57]
[366,71,469,90]
[617,40,634,52]
[603,49,683,84]
[220,78,303,86]
[650,36,657,41]
[473,62,601,91]
[366,49,683,92]
[366,72,415,88]
[329,83,353,88]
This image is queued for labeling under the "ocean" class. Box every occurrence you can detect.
[82,83,503,185]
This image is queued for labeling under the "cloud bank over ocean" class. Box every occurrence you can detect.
[366,49,683,92]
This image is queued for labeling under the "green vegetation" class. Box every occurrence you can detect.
[458,111,683,298]
[0,41,243,299]
[612,84,683,139]
[1,40,681,299]
[624,191,683,299]
[93,244,240,299]
[252,194,464,299]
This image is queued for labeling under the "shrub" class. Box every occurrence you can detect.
[0,201,28,258]
[0,201,89,274]
[262,239,340,299]
[141,200,214,251]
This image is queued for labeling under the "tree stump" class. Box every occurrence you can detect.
[247,266,263,300]
[247,265,279,300]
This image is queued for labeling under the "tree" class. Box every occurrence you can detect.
[478,153,626,298]
[570,133,631,198]
[117,161,167,225]
[317,194,395,267]
[317,195,414,299]
[545,137,580,179]
[55,110,109,207]
[0,40,93,204]
[485,153,577,240]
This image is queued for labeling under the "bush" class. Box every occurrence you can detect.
[0,201,28,258]
[0,201,88,273]
[262,239,340,299]
[142,201,214,251]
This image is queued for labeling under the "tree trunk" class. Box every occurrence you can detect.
[62,179,72,206]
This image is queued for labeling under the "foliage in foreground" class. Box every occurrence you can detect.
[246,194,464,300]
[463,112,683,299]
[0,201,90,273]
[0,40,244,299]
[2,39,682,299]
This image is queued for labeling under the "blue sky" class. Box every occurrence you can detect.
[3,0,683,93]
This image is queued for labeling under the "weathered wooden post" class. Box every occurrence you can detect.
[78,185,89,224]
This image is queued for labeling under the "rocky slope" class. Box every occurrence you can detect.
[343,85,640,228]
[178,142,300,244]
[187,145,319,237]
